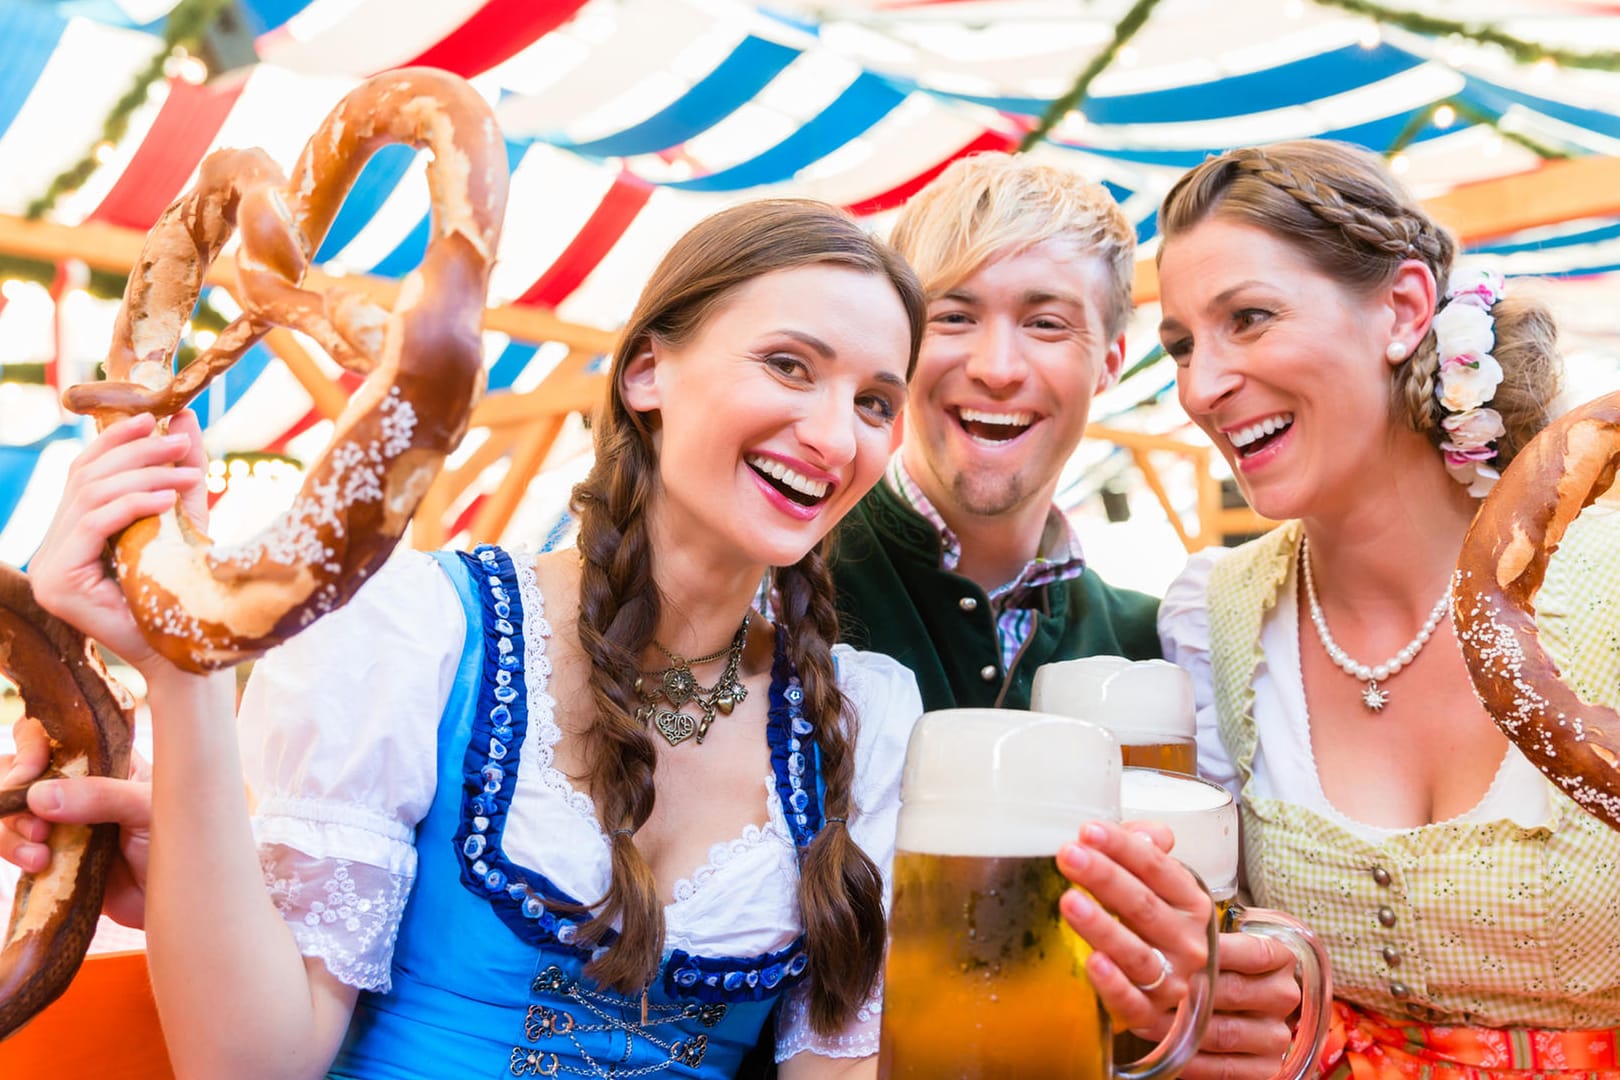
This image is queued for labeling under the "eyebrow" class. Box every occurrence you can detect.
[1159,279,1271,336]
[775,328,907,390]
[933,288,1087,309]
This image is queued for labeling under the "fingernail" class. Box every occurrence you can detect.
[19,843,48,873]
[1131,829,1158,845]
[1081,822,1109,845]
[31,782,62,814]
[1059,843,1091,874]
[1068,890,1097,920]
[1090,952,1117,978]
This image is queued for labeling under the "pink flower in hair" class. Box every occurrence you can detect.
[1445,268,1506,310]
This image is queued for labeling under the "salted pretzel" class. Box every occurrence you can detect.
[60,67,508,672]
[1454,390,1620,829]
[0,561,133,1039]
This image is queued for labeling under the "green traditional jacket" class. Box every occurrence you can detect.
[829,480,1161,711]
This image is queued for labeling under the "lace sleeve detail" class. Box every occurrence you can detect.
[259,842,412,992]
[773,975,883,1062]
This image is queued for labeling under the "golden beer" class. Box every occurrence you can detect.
[879,852,1107,1080]
[1118,738,1196,776]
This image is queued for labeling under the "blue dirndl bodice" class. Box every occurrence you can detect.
[329,546,828,1079]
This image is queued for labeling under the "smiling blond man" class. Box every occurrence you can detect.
[831,153,1158,710]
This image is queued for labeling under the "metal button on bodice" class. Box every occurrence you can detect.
[980,664,998,682]
[1371,866,1392,887]
[959,596,979,612]
[1390,981,1410,999]
[1377,906,1397,928]
[1381,944,1401,966]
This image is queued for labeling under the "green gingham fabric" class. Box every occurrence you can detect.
[1206,518,1620,1029]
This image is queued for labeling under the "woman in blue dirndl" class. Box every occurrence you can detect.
[13,200,1218,1079]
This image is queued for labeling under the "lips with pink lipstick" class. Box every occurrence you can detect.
[745,452,834,508]
[951,406,1036,446]
[1226,412,1294,459]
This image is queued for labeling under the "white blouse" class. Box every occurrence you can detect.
[1157,548,1552,842]
[238,549,924,1061]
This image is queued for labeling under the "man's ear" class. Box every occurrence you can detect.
[1094,333,1126,394]
[619,342,661,412]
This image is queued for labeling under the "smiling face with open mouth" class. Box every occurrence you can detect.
[901,238,1123,523]
[623,263,912,573]
[1158,217,1411,522]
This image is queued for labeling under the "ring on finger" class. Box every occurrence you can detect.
[1135,946,1173,994]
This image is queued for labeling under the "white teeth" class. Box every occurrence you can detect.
[746,454,830,499]
[1228,413,1294,449]
[959,408,1034,427]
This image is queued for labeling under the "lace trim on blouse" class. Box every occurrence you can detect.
[260,843,411,992]
[511,548,600,830]
[670,778,791,904]
[774,977,883,1062]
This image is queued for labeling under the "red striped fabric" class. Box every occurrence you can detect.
[89,77,246,230]
[515,171,653,309]
[843,128,1019,217]
[401,0,592,78]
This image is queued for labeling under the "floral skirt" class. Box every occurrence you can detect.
[1322,1001,1620,1079]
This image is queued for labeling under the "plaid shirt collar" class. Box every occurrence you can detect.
[884,455,1086,601]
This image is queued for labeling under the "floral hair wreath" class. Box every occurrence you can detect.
[1430,267,1507,497]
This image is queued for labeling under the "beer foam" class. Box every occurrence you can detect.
[1119,769,1238,895]
[897,708,1119,857]
[1030,657,1195,741]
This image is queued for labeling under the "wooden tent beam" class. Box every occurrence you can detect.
[0,213,619,354]
[1131,156,1620,303]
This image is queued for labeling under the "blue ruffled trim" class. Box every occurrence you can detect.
[664,938,811,1004]
[451,545,602,954]
[766,630,825,851]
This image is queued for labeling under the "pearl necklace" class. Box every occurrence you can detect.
[1299,537,1451,712]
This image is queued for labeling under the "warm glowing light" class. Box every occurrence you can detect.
[1433,104,1457,128]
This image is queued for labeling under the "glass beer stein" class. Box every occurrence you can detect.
[1119,768,1333,1080]
[1031,657,1197,775]
[878,709,1217,1080]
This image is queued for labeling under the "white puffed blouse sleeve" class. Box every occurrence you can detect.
[239,549,466,991]
[774,645,923,1063]
[1157,548,1242,801]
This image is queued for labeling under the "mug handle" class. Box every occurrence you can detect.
[1113,881,1220,1080]
[1224,903,1333,1080]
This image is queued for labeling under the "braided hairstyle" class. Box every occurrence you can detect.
[568,200,925,1031]
[1157,140,1560,470]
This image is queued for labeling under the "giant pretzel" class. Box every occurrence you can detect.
[1454,390,1620,829]
[0,562,133,1039]
[60,66,508,672]
[0,68,506,1038]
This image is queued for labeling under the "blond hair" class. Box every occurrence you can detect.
[889,153,1137,336]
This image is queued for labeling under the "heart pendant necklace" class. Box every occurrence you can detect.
[636,613,751,747]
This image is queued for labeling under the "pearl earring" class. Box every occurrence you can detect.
[1385,341,1408,362]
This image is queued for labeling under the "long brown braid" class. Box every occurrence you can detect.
[1158,139,1560,471]
[567,200,924,1021]
[776,545,887,1033]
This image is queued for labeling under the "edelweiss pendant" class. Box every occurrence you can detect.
[655,709,697,746]
[1362,682,1389,711]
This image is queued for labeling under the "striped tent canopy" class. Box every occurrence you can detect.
[3,0,1620,560]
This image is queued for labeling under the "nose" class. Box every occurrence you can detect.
[1177,339,1243,419]
[962,318,1026,392]
[795,388,858,470]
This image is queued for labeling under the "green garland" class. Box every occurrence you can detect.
[1384,97,1567,161]
[1313,0,1620,71]
[1018,0,1165,151]
[25,0,231,220]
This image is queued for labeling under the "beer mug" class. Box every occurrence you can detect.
[1031,657,1197,775]
[878,709,1217,1079]
[1119,768,1332,1080]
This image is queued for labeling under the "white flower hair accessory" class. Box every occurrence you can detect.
[1433,268,1507,497]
